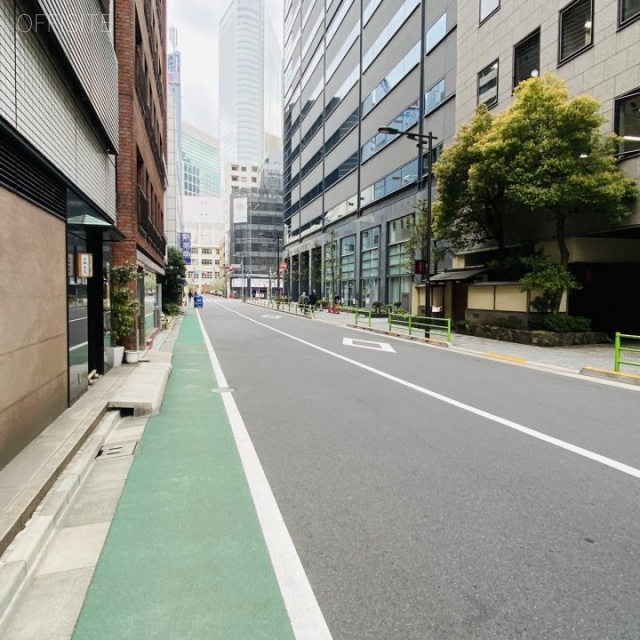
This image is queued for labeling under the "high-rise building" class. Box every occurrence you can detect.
[182,123,221,197]
[0,2,119,467]
[219,0,283,166]
[283,0,640,328]
[113,0,168,349]
[166,31,185,250]
[283,0,456,309]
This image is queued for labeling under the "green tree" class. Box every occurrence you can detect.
[109,262,139,347]
[161,247,186,310]
[518,252,581,313]
[484,74,638,274]
[433,105,513,258]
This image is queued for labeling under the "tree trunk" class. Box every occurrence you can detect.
[553,214,571,313]
[556,215,570,272]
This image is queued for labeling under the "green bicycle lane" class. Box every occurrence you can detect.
[73,311,295,640]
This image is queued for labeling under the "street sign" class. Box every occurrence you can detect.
[179,232,192,265]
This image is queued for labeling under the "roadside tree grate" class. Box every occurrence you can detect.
[96,441,137,460]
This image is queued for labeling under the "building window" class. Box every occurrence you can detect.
[425,78,446,115]
[620,0,640,25]
[513,29,540,89]
[426,13,447,53]
[480,0,500,22]
[559,0,593,63]
[388,214,413,244]
[615,89,640,156]
[478,60,499,107]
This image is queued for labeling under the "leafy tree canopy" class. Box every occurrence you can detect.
[433,74,637,273]
[433,105,513,256]
[482,74,637,270]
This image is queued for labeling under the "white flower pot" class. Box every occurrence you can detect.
[124,350,140,364]
[105,346,125,367]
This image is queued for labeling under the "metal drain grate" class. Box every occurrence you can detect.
[96,441,137,460]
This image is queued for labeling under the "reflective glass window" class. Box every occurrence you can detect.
[426,13,447,53]
[615,89,640,156]
[513,30,540,88]
[480,0,500,22]
[478,60,498,107]
[559,0,593,63]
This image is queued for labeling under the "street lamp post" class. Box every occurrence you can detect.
[276,235,281,300]
[378,126,438,319]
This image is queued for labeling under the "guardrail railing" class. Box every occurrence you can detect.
[246,297,315,317]
[388,313,452,342]
[614,332,640,372]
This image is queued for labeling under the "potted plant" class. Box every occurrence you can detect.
[106,262,139,367]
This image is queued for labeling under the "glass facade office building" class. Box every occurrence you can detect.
[282,0,457,308]
[182,123,221,197]
[284,0,640,324]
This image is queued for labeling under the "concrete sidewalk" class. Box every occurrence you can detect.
[0,320,176,619]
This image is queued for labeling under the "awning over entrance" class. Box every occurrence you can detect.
[67,212,126,241]
[429,267,487,282]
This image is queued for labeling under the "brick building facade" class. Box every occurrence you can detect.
[113,0,167,349]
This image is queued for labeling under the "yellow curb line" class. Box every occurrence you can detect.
[482,352,528,364]
[584,366,640,380]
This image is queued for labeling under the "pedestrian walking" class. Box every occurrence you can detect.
[309,289,318,312]
[188,290,193,303]
[298,291,310,315]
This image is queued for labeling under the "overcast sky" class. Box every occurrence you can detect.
[167,0,284,139]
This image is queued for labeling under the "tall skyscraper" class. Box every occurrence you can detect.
[166,29,185,250]
[218,0,283,167]
[182,123,221,197]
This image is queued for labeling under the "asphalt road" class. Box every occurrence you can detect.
[200,299,640,640]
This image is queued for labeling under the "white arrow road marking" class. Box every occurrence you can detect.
[343,337,396,352]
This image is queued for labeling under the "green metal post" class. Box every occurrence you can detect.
[408,315,412,335]
[355,309,359,325]
[614,332,621,372]
[368,310,372,329]
[446,318,452,342]
[388,313,392,331]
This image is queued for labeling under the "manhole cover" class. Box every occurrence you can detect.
[96,441,137,460]
[212,387,235,393]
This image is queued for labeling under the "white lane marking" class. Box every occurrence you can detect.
[216,302,640,481]
[69,341,88,351]
[343,337,395,352]
[262,314,282,319]
[197,313,333,640]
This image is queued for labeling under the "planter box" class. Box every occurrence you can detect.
[457,324,610,347]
